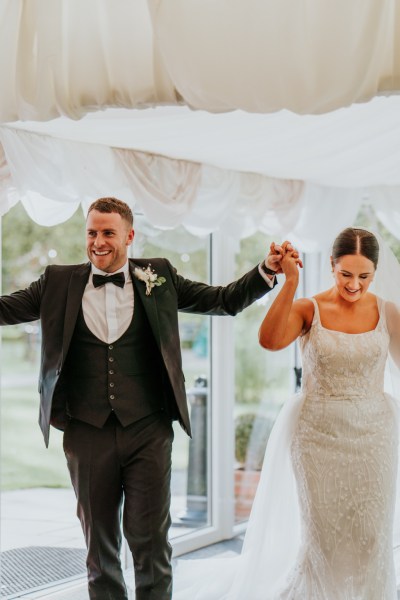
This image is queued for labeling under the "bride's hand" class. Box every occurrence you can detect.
[281,250,301,282]
[267,241,303,274]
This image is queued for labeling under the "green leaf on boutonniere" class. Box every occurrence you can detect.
[154,277,166,286]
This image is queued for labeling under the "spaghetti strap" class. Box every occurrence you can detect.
[377,296,388,332]
[309,297,320,326]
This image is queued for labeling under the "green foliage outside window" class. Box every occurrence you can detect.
[2,203,86,293]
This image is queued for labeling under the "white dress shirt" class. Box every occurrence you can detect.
[258,263,276,287]
[82,260,272,344]
[82,261,134,344]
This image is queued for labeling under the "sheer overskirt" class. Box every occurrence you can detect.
[173,392,305,600]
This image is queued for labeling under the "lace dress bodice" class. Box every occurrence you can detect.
[300,297,389,399]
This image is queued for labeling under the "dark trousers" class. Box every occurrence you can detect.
[63,412,174,600]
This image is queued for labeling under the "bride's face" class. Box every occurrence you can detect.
[331,254,376,302]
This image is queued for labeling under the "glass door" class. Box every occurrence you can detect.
[132,220,212,544]
[233,232,293,527]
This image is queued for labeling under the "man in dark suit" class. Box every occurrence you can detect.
[0,197,292,600]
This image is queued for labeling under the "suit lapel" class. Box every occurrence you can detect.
[130,260,162,350]
[62,264,91,360]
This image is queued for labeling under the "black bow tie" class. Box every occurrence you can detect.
[92,272,125,289]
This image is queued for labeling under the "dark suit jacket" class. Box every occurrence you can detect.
[0,257,274,446]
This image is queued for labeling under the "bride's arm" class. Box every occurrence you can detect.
[385,301,400,367]
[258,252,309,351]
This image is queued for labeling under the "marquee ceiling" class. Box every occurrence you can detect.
[0,0,399,244]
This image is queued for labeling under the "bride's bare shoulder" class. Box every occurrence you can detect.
[384,300,400,329]
[293,297,315,312]
[293,297,315,333]
[384,299,400,313]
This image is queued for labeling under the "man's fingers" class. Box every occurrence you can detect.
[268,242,285,256]
[268,240,302,269]
[281,241,301,260]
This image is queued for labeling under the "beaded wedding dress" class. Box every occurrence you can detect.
[173,297,400,600]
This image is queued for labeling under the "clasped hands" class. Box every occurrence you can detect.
[265,240,303,277]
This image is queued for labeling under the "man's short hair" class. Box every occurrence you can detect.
[87,197,134,227]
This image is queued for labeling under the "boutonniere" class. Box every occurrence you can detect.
[134,264,166,296]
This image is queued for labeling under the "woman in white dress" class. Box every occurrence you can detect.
[173,228,400,600]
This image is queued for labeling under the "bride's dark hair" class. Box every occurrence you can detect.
[332,227,379,268]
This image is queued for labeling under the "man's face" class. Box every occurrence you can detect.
[86,210,134,273]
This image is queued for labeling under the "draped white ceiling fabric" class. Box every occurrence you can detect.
[1,0,399,123]
[152,0,400,115]
[1,1,400,252]
[1,98,400,251]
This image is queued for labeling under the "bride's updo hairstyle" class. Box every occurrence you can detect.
[332,227,379,269]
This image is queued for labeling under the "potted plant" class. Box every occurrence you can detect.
[234,413,274,519]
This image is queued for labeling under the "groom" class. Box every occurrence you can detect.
[0,197,293,600]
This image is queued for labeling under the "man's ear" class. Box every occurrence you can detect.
[127,228,135,246]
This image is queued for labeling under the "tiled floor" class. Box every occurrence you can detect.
[1,488,243,599]
[23,537,244,600]
[1,487,194,552]
[4,489,399,599]
[1,489,85,552]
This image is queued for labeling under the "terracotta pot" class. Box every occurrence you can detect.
[234,469,261,520]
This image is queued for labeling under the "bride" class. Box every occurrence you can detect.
[173,227,400,600]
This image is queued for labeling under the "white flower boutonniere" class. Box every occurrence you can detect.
[134,264,166,296]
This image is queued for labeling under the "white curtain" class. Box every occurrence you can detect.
[115,148,202,229]
[1,124,400,254]
[0,143,18,215]
[151,0,400,114]
[6,97,400,187]
[371,194,400,240]
[0,0,175,123]
[1,0,400,122]
[0,126,305,237]
[0,127,135,226]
